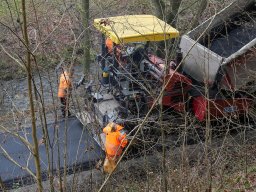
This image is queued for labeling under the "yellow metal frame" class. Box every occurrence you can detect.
[94,15,179,44]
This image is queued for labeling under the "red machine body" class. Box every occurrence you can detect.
[148,55,192,112]
[114,49,252,121]
[192,96,252,121]
[111,48,253,122]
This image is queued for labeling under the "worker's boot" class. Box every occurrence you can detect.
[103,157,116,174]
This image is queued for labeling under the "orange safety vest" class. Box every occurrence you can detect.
[105,38,113,54]
[58,71,72,98]
[103,122,128,158]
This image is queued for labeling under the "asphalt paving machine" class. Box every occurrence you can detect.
[76,0,255,148]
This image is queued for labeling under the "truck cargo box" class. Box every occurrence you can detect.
[180,0,256,93]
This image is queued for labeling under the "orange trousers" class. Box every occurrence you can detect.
[103,155,119,174]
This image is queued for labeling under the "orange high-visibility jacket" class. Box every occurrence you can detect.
[103,122,128,157]
[105,38,113,54]
[58,71,72,98]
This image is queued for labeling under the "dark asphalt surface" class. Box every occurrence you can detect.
[0,117,104,189]
[201,7,256,58]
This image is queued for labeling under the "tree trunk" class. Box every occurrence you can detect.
[21,1,43,191]
[191,0,208,28]
[150,0,182,57]
[150,0,182,27]
[150,0,166,20]
[167,0,182,26]
[151,0,207,29]
[82,0,90,76]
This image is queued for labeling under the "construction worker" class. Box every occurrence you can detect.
[103,122,128,173]
[58,68,73,117]
[105,37,124,67]
[105,37,113,55]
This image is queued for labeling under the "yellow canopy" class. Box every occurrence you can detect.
[94,15,179,44]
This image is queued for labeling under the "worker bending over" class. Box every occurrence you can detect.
[103,122,128,173]
[58,68,73,117]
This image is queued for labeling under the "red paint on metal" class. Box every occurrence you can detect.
[193,96,252,121]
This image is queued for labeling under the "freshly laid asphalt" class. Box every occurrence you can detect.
[0,117,104,189]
